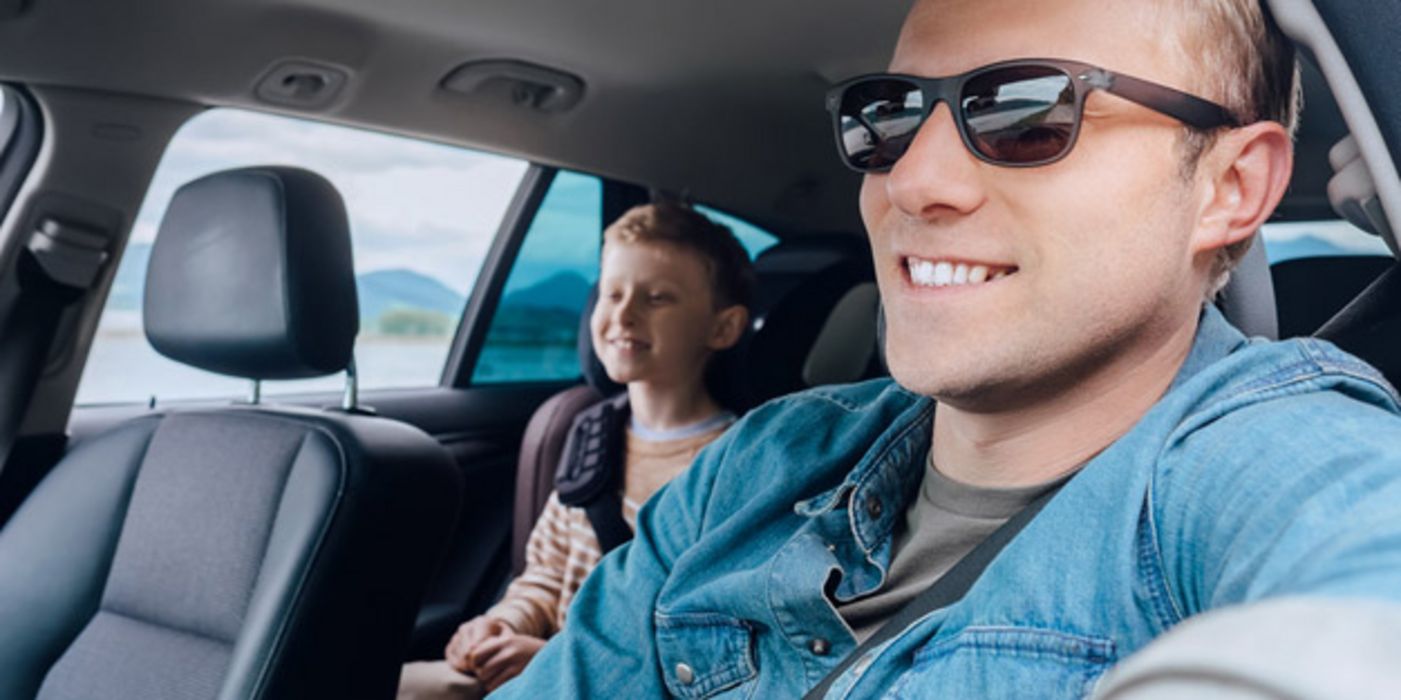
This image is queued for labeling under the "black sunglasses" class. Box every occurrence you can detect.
[826,58,1240,172]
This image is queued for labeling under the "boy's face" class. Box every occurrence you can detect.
[591,239,741,388]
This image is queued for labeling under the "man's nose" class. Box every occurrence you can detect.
[884,102,986,220]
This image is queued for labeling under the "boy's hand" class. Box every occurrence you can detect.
[444,616,510,673]
[470,631,547,691]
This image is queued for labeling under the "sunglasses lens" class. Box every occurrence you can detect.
[962,66,1076,164]
[835,78,924,171]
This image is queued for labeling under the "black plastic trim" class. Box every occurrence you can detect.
[1310,0,1401,185]
[442,165,557,387]
[0,85,42,233]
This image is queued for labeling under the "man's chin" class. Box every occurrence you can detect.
[886,357,1022,410]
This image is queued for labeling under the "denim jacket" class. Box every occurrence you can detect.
[496,306,1401,699]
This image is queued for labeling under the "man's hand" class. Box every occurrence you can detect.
[444,616,510,673]
[470,631,548,692]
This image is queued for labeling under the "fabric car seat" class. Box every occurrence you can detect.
[0,167,462,700]
[509,233,879,575]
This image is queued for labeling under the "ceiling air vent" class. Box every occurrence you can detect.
[441,60,585,114]
[254,59,351,110]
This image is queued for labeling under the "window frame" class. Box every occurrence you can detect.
[442,174,786,388]
[443,165,560,388]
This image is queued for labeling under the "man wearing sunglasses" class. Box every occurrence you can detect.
[498,1,1401,698]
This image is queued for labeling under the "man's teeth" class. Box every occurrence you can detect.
[907,259,1011,288]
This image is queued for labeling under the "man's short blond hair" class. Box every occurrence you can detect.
[1161,0,1302,296]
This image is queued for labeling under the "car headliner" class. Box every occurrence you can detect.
[0,0,1349,237]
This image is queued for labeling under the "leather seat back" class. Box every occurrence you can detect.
[0,167,462,700]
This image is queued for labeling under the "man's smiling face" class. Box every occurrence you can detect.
[863,0,1216,411]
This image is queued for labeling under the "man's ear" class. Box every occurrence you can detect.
[708,305,749,351]
[1190,121,1294,255]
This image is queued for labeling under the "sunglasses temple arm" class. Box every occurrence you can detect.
[1100,72,1241,129]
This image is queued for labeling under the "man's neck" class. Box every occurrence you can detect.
[931,315,1201,488]
[627,376,722,433]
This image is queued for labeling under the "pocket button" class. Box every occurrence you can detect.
[809,638,831,656]
[675,663,696,685]
[865,496,883,519]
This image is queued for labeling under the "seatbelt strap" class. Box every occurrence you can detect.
[802,482,1064,700]
[556,393,635,554]
[584,489,634,555]
[0,220,109,526]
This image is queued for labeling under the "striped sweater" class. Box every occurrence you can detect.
[485,425,727,639]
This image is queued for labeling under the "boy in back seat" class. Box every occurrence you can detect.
[398,202,754,699]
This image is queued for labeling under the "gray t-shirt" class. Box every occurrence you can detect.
[836,451,1070,642]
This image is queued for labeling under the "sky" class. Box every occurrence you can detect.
[127,108,531,296]
[1259,219,1390,262]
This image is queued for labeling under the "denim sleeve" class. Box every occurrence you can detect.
[1154,390,1401,617]
[490,425,736,698]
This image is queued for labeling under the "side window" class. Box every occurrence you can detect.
[1260,219,1390,263]
[76,108,530,405]
[696,204,779,259]
[469,186,780,385]
[472,171,603,384]
[1263,219,1395,338]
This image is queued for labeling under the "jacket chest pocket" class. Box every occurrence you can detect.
[889,626,1117,700]
[655,612,759,699]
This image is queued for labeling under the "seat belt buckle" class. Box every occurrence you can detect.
[24,217,110,290]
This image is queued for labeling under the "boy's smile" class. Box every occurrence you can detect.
[591,239,726,389]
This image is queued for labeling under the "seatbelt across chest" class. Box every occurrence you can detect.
[555,393,634,554]
[802,483,1064,699]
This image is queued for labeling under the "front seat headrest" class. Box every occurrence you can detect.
[744,236,876,403]
[144,166,359,379]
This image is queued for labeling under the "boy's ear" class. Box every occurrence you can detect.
[708,305,749,351]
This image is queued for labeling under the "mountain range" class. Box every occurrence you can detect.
[107,243,592,326]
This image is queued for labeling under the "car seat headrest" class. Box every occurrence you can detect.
[800,282,879,386]
[144,166,359,380]
[744,235,877,403]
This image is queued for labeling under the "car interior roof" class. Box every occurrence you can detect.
[0,0,1353,236]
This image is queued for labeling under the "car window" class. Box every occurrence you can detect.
[470,187,781,385]
[1260,219,1390,264]
[75,108,530,405]
[472,171,603,384]
[696,204,779,259]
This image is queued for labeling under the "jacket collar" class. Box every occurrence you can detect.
[796,304,1245,523]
